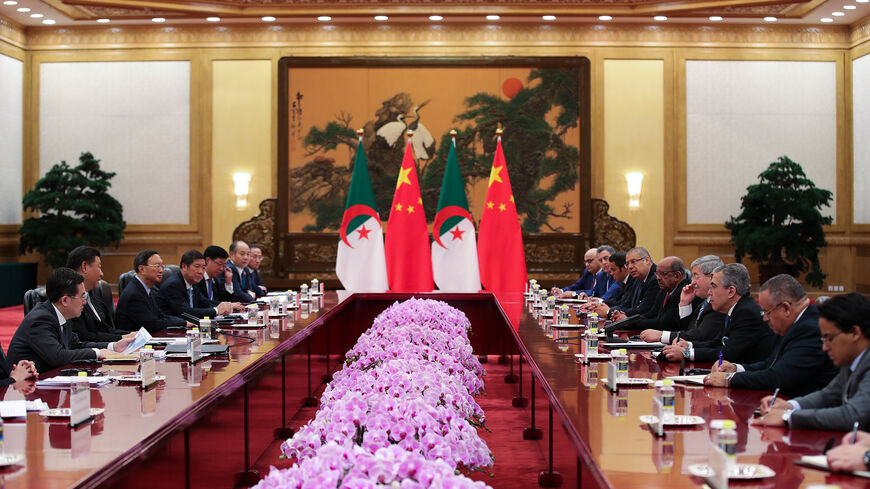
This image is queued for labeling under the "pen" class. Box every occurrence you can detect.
[851,421,860,444]
[718,350,723,369]
[769,387,781,408]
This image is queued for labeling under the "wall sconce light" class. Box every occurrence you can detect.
[233,172,251,210]
[625,172,644,209]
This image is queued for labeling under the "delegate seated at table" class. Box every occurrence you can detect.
[757,293,870,431]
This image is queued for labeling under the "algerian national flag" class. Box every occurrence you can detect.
[431,136,481,292]
[336,135,388,292]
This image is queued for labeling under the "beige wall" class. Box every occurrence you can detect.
[2,21,868,290]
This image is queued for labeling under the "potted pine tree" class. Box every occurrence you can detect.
[725,156,832,288]
[19,152,126,268]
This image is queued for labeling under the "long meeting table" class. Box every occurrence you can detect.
[0,291,863,488]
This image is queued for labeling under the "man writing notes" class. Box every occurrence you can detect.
[757,293,870,431]
[661,263,775,364]
[115,250,188,333]
[640,255,726,345]
[157,249,238,319]
[8,268,131,373]
[704,274,837,397]
[66,246,133,341]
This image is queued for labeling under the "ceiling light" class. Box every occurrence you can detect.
[821,17,834,22]
[151,17,165,23]
[429,15,443,21]
[97,18,110,23]
[317,16,331,21]
[709,16,723,21]
[844,5,857,9]
[654,16,667,21]
[16,7,29,12]
[763,16,777,22]
[599,15,612,21]
[30,13,43,18]
[374,15,388,21]
[542,15,556,21]
[42,19,55,24]
[262,16,276,21]
[832,11,845,16]
[206,17,220,22]
[2,1,17,5]
[486,15,500,21]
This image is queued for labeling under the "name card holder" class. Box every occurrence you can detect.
[606,361,618,392]
[140,354,158,389]
[69,377,92,429]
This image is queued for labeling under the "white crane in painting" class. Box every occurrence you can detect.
[407,100,436,160]
[376,113,408,147]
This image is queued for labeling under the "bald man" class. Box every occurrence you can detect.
[554,248,602,298]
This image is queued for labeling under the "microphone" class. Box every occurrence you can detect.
[181,312,201,324]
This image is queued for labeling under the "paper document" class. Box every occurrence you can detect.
[602,341,666,349]
[797,455,870,479]
[666,374,706,385]
[36,376,112,387]
[123,327,153,354]
[0,401,26,418]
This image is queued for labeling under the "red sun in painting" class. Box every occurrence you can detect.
[502,78,523,99]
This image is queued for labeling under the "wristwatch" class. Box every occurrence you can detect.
[781,409,793,427]
[863,450,870,471]
[725,372,735,386]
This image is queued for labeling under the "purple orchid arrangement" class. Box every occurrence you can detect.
[258,299,492,489]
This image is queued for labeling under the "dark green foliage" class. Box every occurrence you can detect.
[19,152,126,268]
[725,156,832,288]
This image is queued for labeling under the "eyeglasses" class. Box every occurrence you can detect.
[145,264,165,270]
[821,331,843,344]
[760,301,787,318]
[654,270,680,277]
[66,293,87,302]
[626,257,647,266]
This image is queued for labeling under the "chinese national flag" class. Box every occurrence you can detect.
[477,135,527,294]
[385,136,434,292]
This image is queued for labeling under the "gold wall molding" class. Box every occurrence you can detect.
[0,16,25,49]
[852,17,870,47]
[22,22,851,51]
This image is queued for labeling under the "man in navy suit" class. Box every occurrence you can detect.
[590,246,660,319]
[615,256,697,331]
[115,250,188,333]
[641,255,727,345]
[247,244,268,297]
[227,241,256,302]
[663,263,776,365]
[759,293,870,431]
[706,274,837,398]
[553,248,601,297]
[157,249,238,319]
[8,268,132,373]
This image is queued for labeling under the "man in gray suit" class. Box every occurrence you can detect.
[758,292,870,431]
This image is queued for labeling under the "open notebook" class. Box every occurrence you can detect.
[796,455,870,479]
[665,374,706,385]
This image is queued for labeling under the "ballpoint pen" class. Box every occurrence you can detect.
[768,388,781,409]
[851,420,860,444]
[718,350,723,369]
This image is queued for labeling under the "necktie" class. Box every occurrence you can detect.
[207,279,214,300]
[240,270,247,290]
[694,302,706,325]
[60,322,69,349]
[86,293,101,322]
[724,315,730,329]
[188,287,194,308]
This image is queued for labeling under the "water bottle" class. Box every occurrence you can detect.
[714,419,738,471]
[546,296,556,317]
[247,304,258,325]
[615,348,629,380]
[310,278,319,294]
[589,312,599,330]
[186,328,198,357]
[658,379,676,424]
[199,317,211,341]
[559,304,570,325]
[587,327,599,355]
[300,283,309,301]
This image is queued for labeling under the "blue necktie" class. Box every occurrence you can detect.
[188,287,194,308]
[207,279,214,300]
[240,270,247,290]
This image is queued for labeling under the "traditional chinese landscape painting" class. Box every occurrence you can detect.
[278,57,590,237]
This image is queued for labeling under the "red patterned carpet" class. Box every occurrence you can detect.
[0,304,24,351]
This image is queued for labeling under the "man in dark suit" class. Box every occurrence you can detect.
[115,250,188,333]
[8,268,132,373]
[553,248,601,297]
[590,247,659,319]
[66,246,133,342]
[706,274,837,397]
[759,293,870,431]
[227,241,256,302]
[157,249,237,319]
[0,345,37,388]
[642,255,726,345]
[662,263,775,365]
[612,256,695,331]
[197,245,250,303]
[248,244,268,297]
